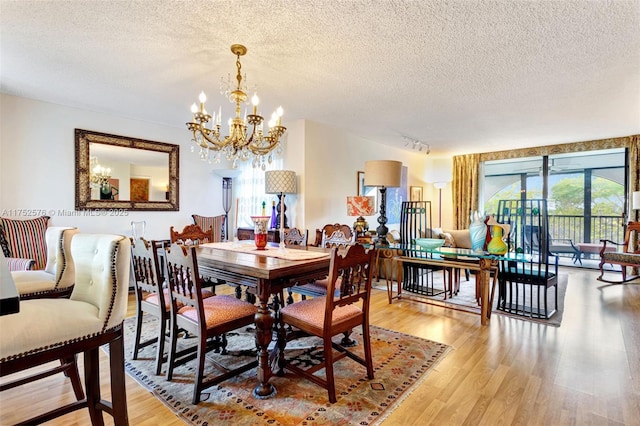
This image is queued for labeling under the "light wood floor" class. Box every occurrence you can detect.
[1,267,639,425]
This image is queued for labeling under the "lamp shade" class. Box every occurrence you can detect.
[633,191,640,210]
[347,196,375,216]
[265,170,297,194]
[364,160,402,187]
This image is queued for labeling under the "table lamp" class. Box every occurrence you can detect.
[347,195,376,238]
[265,170,297,248]
[364,160,402,244]
[633,191,640,221]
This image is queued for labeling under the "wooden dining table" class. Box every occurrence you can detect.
[195,241,331,399]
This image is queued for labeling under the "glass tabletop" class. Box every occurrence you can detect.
[373,242,531,262]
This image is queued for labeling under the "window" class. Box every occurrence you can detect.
[482,148,627,254]
[235,158,284,228]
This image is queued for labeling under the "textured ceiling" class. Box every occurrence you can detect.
[1,0,639,155]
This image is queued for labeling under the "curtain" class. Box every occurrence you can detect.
[235,158,284,229]
[452,154,480,230]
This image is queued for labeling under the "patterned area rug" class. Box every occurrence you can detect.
[375,270,567,327]
[120,316,451,425]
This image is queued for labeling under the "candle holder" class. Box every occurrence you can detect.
[250,216,271,250]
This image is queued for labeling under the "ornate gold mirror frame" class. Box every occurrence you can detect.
[75,129,179,211]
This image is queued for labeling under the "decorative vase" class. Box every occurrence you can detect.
[250,216,271,250]
[469,211,487,252]
[487,225,508,255]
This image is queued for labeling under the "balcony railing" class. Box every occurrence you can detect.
[549,214,625,245]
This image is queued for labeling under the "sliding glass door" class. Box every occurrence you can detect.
[482,148,627,265]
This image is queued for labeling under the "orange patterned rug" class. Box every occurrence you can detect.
[120,316,450,425]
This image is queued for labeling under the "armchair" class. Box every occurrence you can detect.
[0,234,131,424]
[598,221,640,283]
[11,226,80,299]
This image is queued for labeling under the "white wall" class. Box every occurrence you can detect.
[299,120,451,244]
[0,94,224,239]
[0,95,454,242]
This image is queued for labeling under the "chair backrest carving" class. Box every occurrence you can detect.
[170,224,212,245]
[314,223,353,247]
[321,229,354,250]
[283,228,308,247]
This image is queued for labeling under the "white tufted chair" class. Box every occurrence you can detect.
[0,234,131,425]
[11,226,80,299]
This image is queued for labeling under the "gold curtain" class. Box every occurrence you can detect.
[452,154,480,229]
[451,134,639,231]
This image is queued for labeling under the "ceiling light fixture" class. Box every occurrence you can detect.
[403,136,430,155]
[89,156,111,191]
[186,44,287,169]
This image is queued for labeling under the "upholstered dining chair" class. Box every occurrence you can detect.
[11,226,80,299]
[160,242,258,404]
[0,234,131,425]
[279,244,376,403]
[192,214,225,242]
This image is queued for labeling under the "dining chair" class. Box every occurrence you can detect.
[399,201,447,296]
[278,244,376,403]
[130,238,172,375]
[192,214,225,242]
[286,228,353,304]
[283,227,308,246]
[496,198,559,319]
[160,242,258,404]
[0,234,131,425]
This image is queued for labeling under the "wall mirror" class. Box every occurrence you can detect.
[75,129,179,211]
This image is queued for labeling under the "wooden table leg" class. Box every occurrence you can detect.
[253,279,276,399]
[478,258,495,325]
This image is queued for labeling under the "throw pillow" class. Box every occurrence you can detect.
[439,232,456,247]
[0,216,50,270]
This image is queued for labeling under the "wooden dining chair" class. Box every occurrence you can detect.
[279,244,376,403]
[130,238,172,375]
[159,242,258,404]
[286,228,353,304]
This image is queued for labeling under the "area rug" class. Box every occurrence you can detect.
[374,270,568,327]
[118,316,451,425]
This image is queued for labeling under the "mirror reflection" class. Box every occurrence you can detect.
[75,129,179,211]
[89,143,169,202]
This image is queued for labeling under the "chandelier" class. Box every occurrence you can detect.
[186,44,287,169]
[89,156,111,191]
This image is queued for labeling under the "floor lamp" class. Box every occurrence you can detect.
[433,182,447,228]
[265,170,297,249]
[364,160,402,245]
